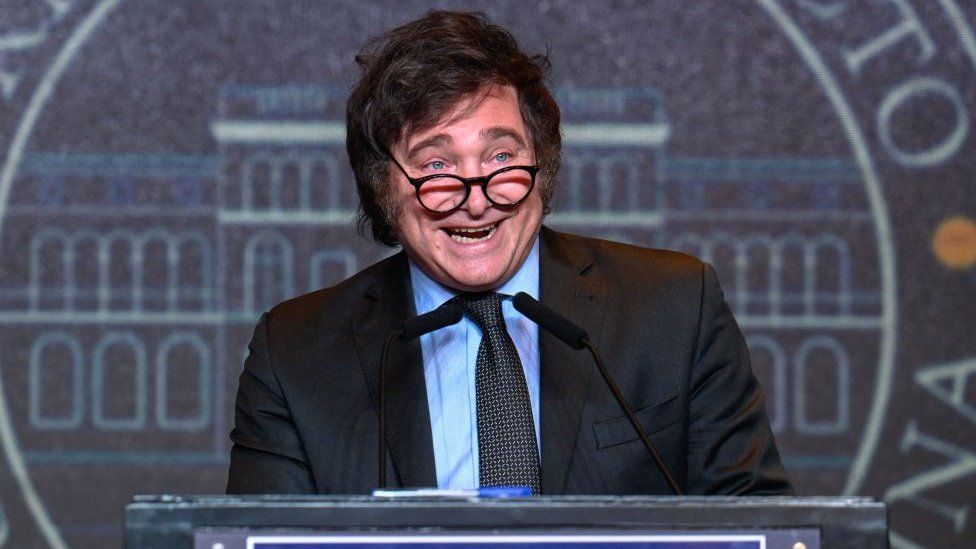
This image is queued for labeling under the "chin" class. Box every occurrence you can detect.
[449,279,498,293]
[446,271,508,293]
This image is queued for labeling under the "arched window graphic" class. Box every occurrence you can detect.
[100,230,142,311]
[556,154,591,212]
[244,231,295,313]
[31,229,212,314]
[746,335,788,434]
[72,231,104,312]
[594,152,645,211]
[771,233,808,316]
[309,249,357,290]
[240,150,350,212]
[279,158,303,210]
[29,332,84,430]
[740,235,775,316]
[91,332,148,431]
[309,153,347,211]
[807,234,852,315]
[30,229,114,311]
[29,229,70,311]
[137,231,179,312]
[241,152,275,211]
[555,152,646,214]
[155,333,212,431]
[106,231,138,312]
[793,336,850,435]
[175,232,214,311]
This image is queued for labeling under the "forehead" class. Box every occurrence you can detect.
[397,85,528,153]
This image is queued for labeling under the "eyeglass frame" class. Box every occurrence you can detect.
[385,152,540,214]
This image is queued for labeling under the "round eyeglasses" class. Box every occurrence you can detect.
[388,155,539,214]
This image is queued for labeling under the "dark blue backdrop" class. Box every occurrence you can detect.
[0,1,973,547]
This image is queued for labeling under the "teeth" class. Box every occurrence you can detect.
[448,224,497,243]
[454,226,492,233]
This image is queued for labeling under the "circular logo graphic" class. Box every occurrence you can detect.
[0,1,972,547]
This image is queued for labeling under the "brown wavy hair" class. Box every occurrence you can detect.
[346,10,561,246]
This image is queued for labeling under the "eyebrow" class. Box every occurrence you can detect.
[404,126,528,161]
[480,126,527,148]
[405,135,452,161]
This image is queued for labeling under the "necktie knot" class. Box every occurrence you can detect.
[457,292,505,331]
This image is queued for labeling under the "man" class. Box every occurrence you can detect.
[227,10,792,496]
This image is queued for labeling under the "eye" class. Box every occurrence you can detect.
[493,152,511,163]
[426,160,446,171]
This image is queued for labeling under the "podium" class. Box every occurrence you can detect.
[124,495,887,549]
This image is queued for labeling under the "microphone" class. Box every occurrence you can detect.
[512,292,588,349]
[511,292,683,495]
[400,300,464,340]
[378,299,463,489]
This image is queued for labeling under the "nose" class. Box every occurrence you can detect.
[463,180,491,216]
[458,162,490,216]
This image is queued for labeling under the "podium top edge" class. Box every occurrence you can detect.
[129,494,883,509]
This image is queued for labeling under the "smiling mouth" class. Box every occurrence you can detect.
[445,223,498,243]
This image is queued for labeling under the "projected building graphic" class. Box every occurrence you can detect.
[0,85,881,475]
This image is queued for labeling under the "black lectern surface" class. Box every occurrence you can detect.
[124,495,887,549]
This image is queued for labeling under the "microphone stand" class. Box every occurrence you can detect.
[376,300,462,490]
[581,338,683,495]
[377,329,402,490]
[511,292,683,495]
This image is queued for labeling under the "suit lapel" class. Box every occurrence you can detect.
[354,253,437,489]
[538,227,607,494]
[352,229,606,493]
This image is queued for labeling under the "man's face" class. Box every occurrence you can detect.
[389,85,544,292]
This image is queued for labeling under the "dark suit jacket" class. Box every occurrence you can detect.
[227,227,793,495]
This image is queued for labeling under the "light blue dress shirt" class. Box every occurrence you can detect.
[408,237,541,489]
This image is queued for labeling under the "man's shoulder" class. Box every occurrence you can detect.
[263,250,406,330]
[542,227,706,281]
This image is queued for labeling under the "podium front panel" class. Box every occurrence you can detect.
[124,496,884,549]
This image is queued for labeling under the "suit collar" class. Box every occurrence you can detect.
[538,226,607,494]
[354,252,438,489]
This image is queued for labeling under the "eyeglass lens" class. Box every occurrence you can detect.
[418,168,534,212]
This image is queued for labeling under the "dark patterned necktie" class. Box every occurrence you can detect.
[457,292,541,494]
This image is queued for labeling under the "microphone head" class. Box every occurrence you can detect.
[512,292,588,350]
[399,299,464,340]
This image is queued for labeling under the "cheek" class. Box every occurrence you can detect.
[382,179,418,237]
[392,200,437,249]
